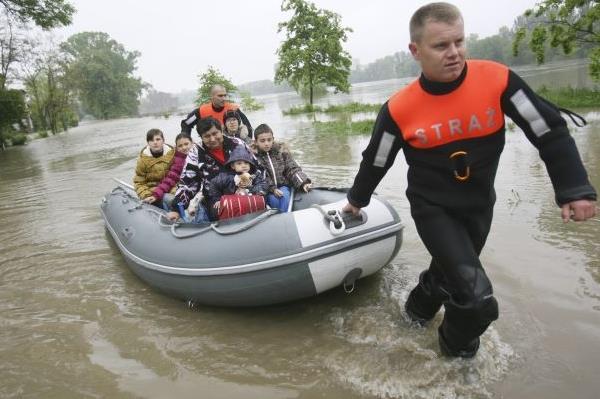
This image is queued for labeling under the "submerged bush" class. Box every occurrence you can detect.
[322,102,381,113]
[314,119,375,135]
[536,86,600,108]
[10,133,27,145]
[283,102,381,115]
[283,104,323,115]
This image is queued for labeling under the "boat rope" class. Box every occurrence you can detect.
[210,209,279,235]
[109,185,280,239]
[170,223,213,239]
[167,208,280,239]
[311,204,346,235]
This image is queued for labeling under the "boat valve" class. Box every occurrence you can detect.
[121,226,135,243]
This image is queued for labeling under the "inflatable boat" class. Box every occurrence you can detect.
[100,181,403,306]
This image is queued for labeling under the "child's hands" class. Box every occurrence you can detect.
[302,183,312,193]
[166,211,179,221]
[239,125,249,140]
[236,172,252,188]
[142,195,157,204]
[213,202,220,212]
[273,188,284,198]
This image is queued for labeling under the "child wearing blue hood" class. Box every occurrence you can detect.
[207,146,268,219]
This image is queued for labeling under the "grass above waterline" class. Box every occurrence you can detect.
[313,119,375,135]
[536,86,600,108]
[283,102,381,115]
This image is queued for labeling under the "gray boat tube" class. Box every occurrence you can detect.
[101,182,403,306]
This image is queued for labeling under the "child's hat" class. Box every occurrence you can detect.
[223,109,241,124]
[225,146,257,171]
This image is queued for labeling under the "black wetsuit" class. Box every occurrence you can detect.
[347,60,597,355]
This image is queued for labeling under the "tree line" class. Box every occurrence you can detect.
[1,0,144,148]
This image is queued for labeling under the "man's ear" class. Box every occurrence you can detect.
[409,42,419,60]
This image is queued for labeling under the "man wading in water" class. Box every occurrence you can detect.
[343,2,597,358]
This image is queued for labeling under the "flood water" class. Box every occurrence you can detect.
[1,67,599,398]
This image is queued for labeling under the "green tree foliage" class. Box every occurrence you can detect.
[21,53,78,134]
[195,66,237,105]
[0,88,25,148]
[0,11,30,90]
[240,91,264,111]
[466,28,517,65]
[0,0,75,29]
[275,0,352,105]
[61,32,144,119]
[513,0,600,80]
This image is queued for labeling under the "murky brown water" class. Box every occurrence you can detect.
[1,73,599,398]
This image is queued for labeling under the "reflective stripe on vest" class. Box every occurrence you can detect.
[388,60,509,149]
[198,102,239,123]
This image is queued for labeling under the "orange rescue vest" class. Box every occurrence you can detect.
[388,60,509,149]
[199,102,239,124]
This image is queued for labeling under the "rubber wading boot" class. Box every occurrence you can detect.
[438,326,480,359]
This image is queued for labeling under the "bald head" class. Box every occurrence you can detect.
[210,84,228,108]
[210,84,226,95]
[409,2,463,43]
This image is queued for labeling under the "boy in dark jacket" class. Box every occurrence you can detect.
[254,124,312,212]
[208,146,268,219]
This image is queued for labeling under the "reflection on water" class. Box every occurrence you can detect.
[1,67,599,398]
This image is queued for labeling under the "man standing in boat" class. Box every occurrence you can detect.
[167,117,249,223]
[181,84,253,139]
[343,2,597,358]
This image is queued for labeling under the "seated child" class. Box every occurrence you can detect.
[146,133,193,210]
[134,128,175,204]
[223,109,251,144]
[208,146,268,219]
[253,124,312,212]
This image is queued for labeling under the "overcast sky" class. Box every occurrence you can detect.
[55,0,539,93]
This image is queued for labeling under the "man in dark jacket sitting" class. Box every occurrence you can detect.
[166,117,249,222]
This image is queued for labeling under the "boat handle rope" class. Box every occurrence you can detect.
[166,208,280,239]
[210,209,279,236]
[115,188,280,239]
[146,206,216,238]
[311,204,346,235]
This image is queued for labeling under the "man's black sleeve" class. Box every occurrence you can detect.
[181,108,200,134]
[501,70,596,205]
[347,102,404,208]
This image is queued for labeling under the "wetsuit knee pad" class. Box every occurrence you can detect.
[444,264,498,323]
[451,264,495,303]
